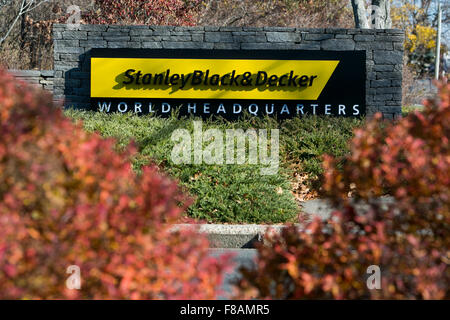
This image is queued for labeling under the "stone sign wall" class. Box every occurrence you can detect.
[10,70,54,91]
[53,24,404,118]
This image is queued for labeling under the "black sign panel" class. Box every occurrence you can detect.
[90,49,366,119]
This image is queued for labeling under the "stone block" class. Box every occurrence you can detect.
[377,71,402,80]
[373,50,403,65]
[107,41,130,48]
[142,42,163,49]
[205,32,233,43]
[374,65,394,72]
[192,34,204,42]
[371,79,391,88]
[321,39,355,50]
[130,29,154,36]
[104,36,131,42]
[214,42,240,50]
[354,35,375,42]
[233,35,266,43]
[80,40,107,48]
[162,35,192,42]
[162,42,213,49]
[266,32,300,42]
[62,31,87,40]
[304,34,333,41]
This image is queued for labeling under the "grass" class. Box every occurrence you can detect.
[402,105,424,117]
[65,110,363,224]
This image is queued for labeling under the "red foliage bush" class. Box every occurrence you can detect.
[237,81,450,299]
[0,69,230,299]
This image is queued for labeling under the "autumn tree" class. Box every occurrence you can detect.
[197,0,353,28]
[0,68,231,299]
[0,0,201,69]
[82,0,201,26]
[391,0,449,77]
[0,0,50,46]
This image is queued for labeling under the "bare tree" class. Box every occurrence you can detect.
[0,0,49,46]
[351,0,369,28]
[0,0,14,10]
[371,0,392,28]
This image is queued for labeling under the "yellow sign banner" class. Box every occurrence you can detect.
[91,58,340,100]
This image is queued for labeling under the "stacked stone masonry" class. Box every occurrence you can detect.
[10,70,54,91]
[52,24,405,118]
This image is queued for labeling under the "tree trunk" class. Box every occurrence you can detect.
[351,0,369,29]
[371,0,392,29]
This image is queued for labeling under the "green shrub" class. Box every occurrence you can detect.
[280,116,362,179]
[66,111,298,223]
[66,111,363,223]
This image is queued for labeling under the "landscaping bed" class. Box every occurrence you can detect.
[66,110,363,223]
